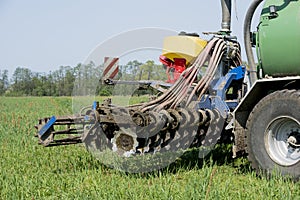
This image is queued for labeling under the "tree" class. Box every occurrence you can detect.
[3,59,167,97]
[11,67,33,96]
[0,69,9,95]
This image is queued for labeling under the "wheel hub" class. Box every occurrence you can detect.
[265,116,300,166]
[287,132,300,148]
[116,133,134,151]
[111,128,138,157]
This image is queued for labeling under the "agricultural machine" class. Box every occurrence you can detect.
[35,0,300,179]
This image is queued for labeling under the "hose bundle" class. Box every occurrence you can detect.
[141,37,241,112]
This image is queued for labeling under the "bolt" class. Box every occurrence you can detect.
[287,136,297,144]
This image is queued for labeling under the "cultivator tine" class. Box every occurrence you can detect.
[45,136,82,147]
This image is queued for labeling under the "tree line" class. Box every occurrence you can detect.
[0,60,166,97]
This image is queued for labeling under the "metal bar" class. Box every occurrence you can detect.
[52,128,83,135]
[221,0,232,32]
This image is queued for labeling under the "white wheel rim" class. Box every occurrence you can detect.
[265,116,300,166]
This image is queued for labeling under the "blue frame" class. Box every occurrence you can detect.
[198,66,245,117]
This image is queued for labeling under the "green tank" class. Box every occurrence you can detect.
[256,0,300,77]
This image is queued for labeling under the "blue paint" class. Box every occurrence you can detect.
[39,116,56,136]
[197,66,245,117]
[92,101,97,110]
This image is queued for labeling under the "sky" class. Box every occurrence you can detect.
[0,0,261,76]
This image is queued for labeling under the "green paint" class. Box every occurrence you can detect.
[256,0,300,77]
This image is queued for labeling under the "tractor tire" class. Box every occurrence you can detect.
[246,89,300,180]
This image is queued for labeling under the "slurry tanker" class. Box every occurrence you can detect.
[35,0,300,179]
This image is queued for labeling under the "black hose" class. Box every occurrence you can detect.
[244,0,264,84]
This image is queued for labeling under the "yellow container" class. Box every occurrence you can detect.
[162,35,207,66]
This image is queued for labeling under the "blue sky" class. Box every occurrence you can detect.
[0,0,260,75]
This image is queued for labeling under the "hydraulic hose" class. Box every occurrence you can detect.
[244,0,264,84]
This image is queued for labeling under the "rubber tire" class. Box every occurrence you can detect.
[245,89,300,180]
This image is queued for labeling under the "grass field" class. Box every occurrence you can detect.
[0,97,299,199]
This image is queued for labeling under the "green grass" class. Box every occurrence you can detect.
[0,97,299,199]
